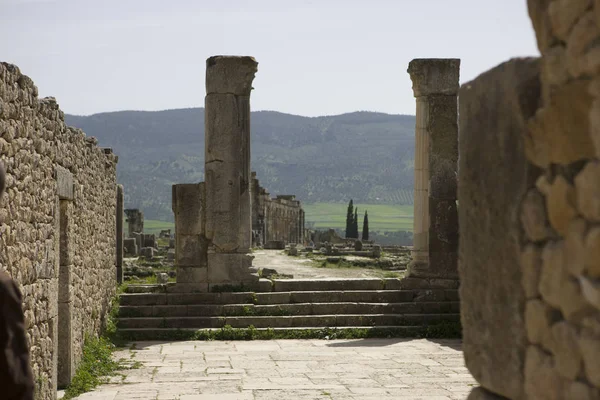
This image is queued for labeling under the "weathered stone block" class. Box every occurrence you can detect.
[585,226,600,277]
[123,238,137,257]
[172,183,205,235]
[540,240,593,320]
[545,175,577,236]
[580,328,600,387]
[205,56,258,96]
[548,0,592,41]
[550,321,582,379]
[575,161,600,222]
[143,234,157,249]
[566,11,600,78]
[458,58,542,400]
[524,345,567,400]
[564,218,587,276]
[520,189,554,242]
[526,80,594,167]
[176,234,208,268]
[140,247,154,259]
[527,0,557,52]
[407,59,460,97]
[207,253,256,284]
[55,165,73,201]
[176,266,207,284]
[564,382,600,400]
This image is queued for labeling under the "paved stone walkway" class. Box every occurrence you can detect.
[72,338,476,400]
[252,249,403,279]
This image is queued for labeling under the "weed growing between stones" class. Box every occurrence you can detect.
[62,284,139,399]
[117,321,462,342]
[61,336,121,400]
[211,284,250,293]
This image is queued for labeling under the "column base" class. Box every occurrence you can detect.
[406,252,459,279]
[406,260,431,279]
[207,252,259,285]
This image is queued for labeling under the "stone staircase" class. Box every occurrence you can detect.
[116,278,460,340]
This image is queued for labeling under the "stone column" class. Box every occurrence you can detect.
[407,59,460,279]
[204,55,258,287]
[173,183,208,292]
[116,185,124,284]
[124,208,144,237]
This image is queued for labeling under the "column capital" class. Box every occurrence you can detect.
[206,55,258,96]
[407,59,460,97]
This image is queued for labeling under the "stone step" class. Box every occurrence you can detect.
[119,289,458,307]
[117,313,460,329]
[118,301,460,318]
[123,277,459,294]
[116,326,434,341]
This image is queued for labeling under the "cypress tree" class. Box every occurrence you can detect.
[353,208,359,239]
[345,199,354,238]
[362,210,369,241]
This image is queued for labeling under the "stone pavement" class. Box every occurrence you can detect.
[71,338,476,400]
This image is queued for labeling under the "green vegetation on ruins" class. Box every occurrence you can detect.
[61,284,140,399]
[116,322,462,342]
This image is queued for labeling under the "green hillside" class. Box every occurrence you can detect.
[66,109,416,221]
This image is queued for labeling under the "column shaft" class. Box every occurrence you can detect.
[407,58,460,279]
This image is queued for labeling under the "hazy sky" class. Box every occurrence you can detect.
[1,0,539,117]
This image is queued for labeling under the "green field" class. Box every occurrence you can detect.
[142,203,413,234]
[143,219,175,235]
[303,203,413,232]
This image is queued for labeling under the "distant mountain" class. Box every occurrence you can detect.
[65,109,416,222]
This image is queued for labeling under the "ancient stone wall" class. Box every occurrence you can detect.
[251,174,305,246]
[459,1,600,398]
[0,63,118,399]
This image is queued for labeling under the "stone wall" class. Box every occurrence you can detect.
[0,63,118,399]
[459,1,600,398]
[251,173,305,246]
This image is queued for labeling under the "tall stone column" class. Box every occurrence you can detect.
[407,59,460,279]
[204,56,258,286]
[116,185,124,284]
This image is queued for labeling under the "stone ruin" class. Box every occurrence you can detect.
[457,1,600,398]
[0,62,121,398]
[172,56,259,292]
[123,208,158,258]
[4,2,600,396]
[251,175,306,249]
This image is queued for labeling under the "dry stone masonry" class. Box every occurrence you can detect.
[0,63,119,399]
[407,59,460,281]
[459,1,600,398]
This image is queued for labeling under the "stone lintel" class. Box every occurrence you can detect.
[408,58,461,97]
[206,56,258,96]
